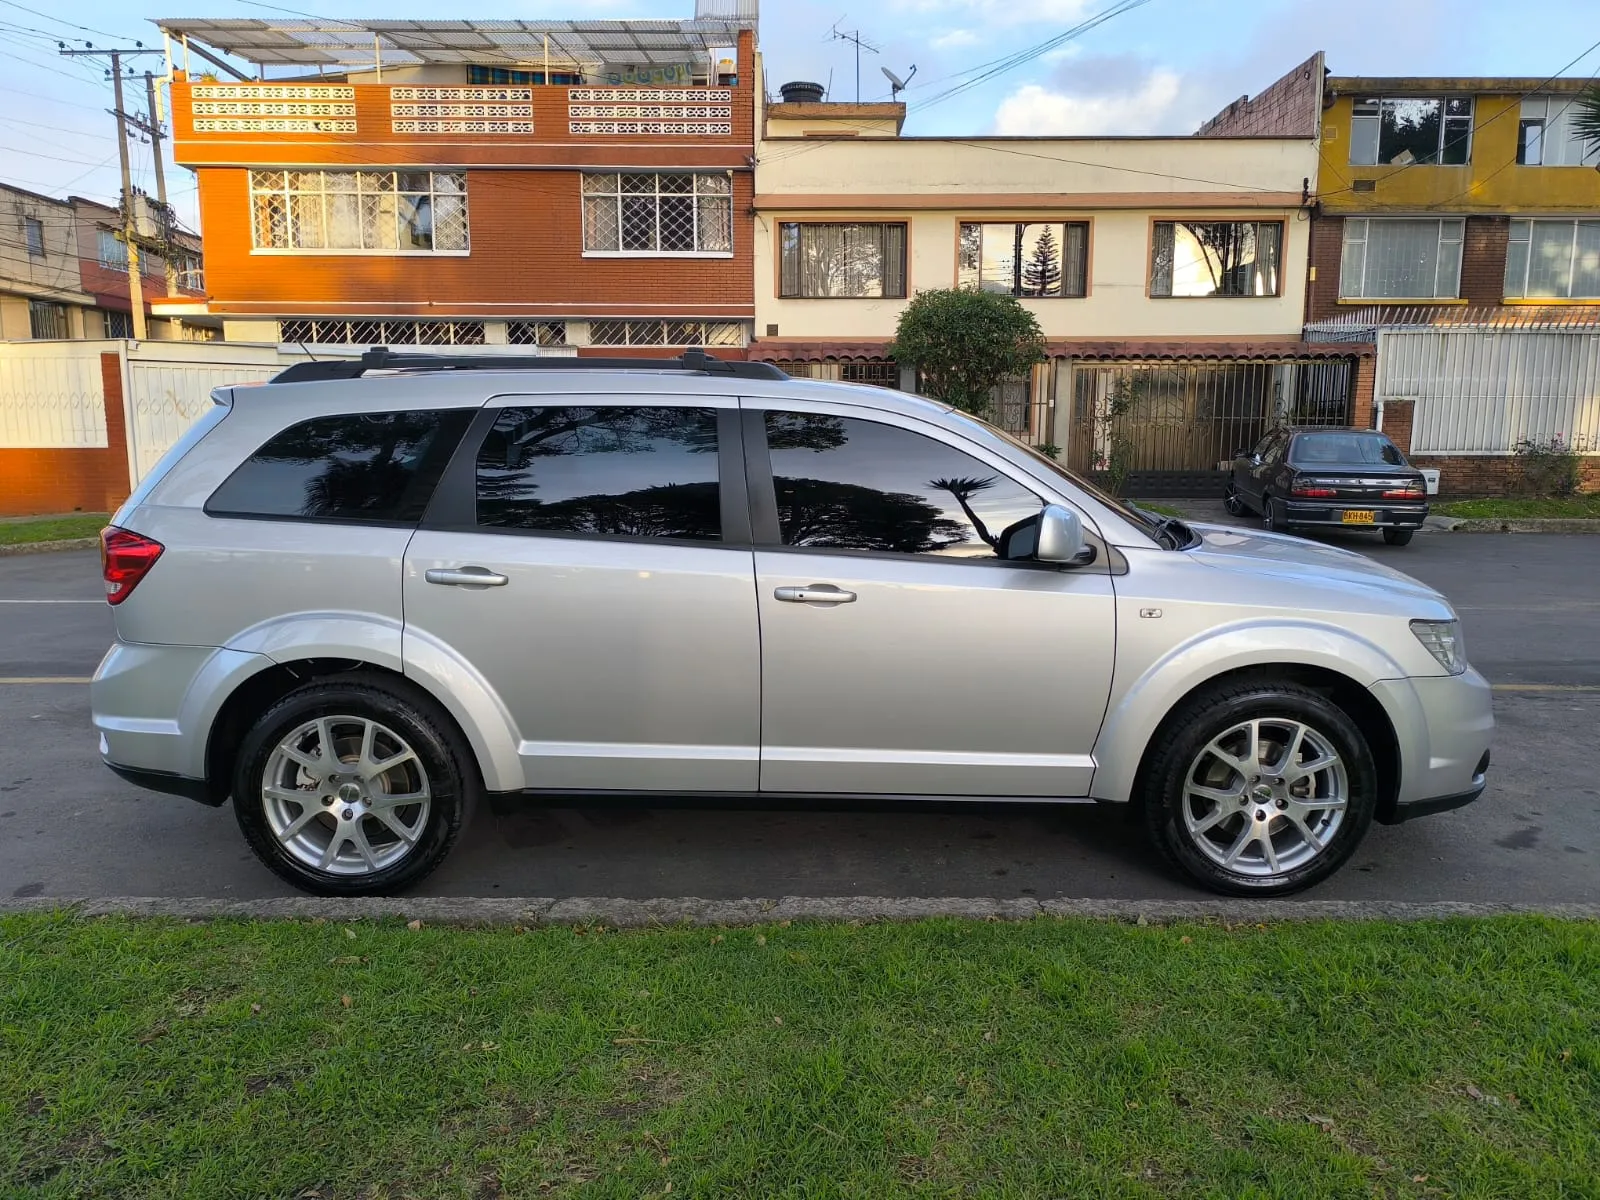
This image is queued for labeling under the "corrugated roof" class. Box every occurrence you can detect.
[154,16,754,68]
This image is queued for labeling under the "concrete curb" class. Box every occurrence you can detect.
[1427,516,1600,534]
[0,537,98,557]
[3,895,1598,926]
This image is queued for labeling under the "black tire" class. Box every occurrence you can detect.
[1223,480,1247,516]
[1139,680,1377,896]
[1382,528,1415,546]
[232,673,478,896]
[1262,494,1285,533]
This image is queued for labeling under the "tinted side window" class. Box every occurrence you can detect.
[476,405,720,541]
[207,410,468,523]
[1261,433,1287,464]
[763,412,1043,558]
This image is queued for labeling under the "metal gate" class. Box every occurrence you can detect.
[1067,358,1354,496]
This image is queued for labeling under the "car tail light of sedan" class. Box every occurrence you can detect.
[1291,479,1341,498]
[1382,480,1427,499]
[100,526,164,605]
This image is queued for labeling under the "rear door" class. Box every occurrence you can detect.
[403,394,760,793]
[746,403,1117,798]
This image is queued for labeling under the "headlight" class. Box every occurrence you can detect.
[1411,619,1466,675]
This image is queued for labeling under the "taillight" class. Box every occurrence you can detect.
[1292,486,1338,498]
[100,527,164,605]
[1382,482,1425,499]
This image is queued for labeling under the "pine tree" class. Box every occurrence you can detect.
[1021,225,1062,297]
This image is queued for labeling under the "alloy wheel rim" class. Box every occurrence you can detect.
[1180,717,1347,878]
[261,715,431,876]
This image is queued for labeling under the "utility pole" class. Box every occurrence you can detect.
[59,43,162,337]
[144,72,176,299]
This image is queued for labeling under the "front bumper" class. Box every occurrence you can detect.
[1369,668,1495,825]
[1282,501,1429,530]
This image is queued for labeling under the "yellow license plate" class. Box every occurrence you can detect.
[1341,510,1377,525]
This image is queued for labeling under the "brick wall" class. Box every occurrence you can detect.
[1381,397,1415,453]
[1351,352,1375,430]
[0,352,130,517]
[1197,53,1323,137]
[197,166,755,321]
[1408,454,1600,497]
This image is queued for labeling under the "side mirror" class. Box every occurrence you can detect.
[1035,504,1093,566]
[1232,447,1248,459]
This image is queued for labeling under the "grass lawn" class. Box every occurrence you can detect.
[2,915,1596,1198]
[1131,501,1185,518]
[0,513,108,546]
[1436,495,1600,520]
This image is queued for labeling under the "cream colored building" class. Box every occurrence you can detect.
[749,80,1359,488]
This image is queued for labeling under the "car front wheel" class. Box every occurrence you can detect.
[1140,681,1377,896]
[232,674,477,895]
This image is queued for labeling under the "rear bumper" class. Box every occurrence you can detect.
[1281,501,1429,529]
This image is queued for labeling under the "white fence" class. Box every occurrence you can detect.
[0,341,359,489]
[1375,327,1600,455]
[0,341,111,448]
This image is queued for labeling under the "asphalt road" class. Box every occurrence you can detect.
[1,532,1597,903]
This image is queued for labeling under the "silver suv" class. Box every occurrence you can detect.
[92,350,1493,897]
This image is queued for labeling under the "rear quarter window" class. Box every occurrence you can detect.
[206,410,470,523]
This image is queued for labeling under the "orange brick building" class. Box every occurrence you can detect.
[155,13,758,356]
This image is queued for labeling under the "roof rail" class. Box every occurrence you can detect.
[270,346,789,385]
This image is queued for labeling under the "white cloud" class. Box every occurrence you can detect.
[992,70,1181,136]
[931,28,980,49]
[889,0,1092,28]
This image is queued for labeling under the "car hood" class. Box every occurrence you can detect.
[1184,522,1451,612]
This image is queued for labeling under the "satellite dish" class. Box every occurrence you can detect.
[880,63,917,98]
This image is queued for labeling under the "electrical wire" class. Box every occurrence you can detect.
[0,0,139,42]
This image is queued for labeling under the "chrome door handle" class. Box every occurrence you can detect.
[425,566,508,588]
[774,584,856,604]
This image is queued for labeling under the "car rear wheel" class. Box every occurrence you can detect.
[1223,480,1247,516]
[232,674,476,896]
[1382,528,1415,546]
[1140,681,1377,896]
[1262,494,1286,533]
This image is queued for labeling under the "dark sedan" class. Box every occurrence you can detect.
[1224,428,1429,546]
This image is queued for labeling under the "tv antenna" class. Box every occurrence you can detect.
[830,21,880,103]
[880,64,917,100]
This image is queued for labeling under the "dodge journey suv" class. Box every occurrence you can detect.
[92,350,1494,897]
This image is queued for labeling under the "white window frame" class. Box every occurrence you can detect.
[1338,217,1465,300]
[248,169,471,256]
[98,227,128,270]
[1504,218,1600,299]
[1517,97,1600,168]
[580,172,734,258]
[585,319,747,347]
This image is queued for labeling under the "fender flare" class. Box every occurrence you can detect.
[217,612,524,793]
[1089,619,1412,804]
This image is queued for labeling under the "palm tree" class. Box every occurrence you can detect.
[927,475,999,547]
[1572,86,1600,161]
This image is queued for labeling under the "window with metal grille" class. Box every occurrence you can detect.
[24,217,44,258]
[779,223,908,298]
[278,319,486,345]
[587,320,746,347]
[1505,219,1600,298]
[581,173,733,255]
[1339,218,1463,299]
[28,300,69,339]
[103,310,133,339]
[958,222,1088,298]
[249,170,469,253]
[1150,221,1282,297]
[1350,97,1473,166]
[839,360,901,388]
[506,321,568,346]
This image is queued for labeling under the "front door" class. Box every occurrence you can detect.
[748,405,1117,798]
[404,396,760,793]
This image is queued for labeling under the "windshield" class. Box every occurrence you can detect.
[1290,432,1405,466]
[948,410,1170,543]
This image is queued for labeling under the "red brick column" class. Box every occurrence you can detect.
[1381,397,1415,453]
[99,352,131,513]
[1350,352,1376,429]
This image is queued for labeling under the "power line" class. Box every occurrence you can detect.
[0,0,137,41]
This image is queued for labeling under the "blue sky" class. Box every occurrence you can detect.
[3,0,1598,232]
